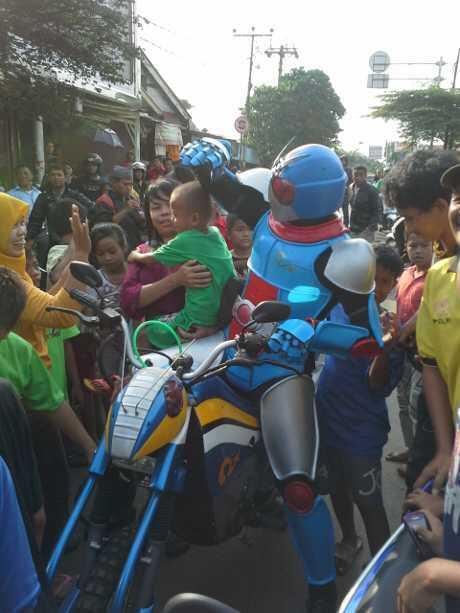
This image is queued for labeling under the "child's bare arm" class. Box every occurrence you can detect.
[368,345,391,390]
[369,312,399,390]
[128,250,156,264]
[398,312,418,347]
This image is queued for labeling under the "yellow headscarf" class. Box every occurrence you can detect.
[0,193,32,284]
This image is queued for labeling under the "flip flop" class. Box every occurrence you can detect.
[335,538,363,576]
[385,450,409,463]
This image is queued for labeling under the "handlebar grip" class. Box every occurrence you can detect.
[45,306,98,326]
[69,288,100,310]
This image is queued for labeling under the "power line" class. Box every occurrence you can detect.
[265,45,299,86]
[140,36,211,70]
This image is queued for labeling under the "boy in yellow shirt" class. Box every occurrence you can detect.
[414,163,460,494]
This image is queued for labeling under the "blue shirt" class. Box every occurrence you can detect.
[8,185,41,212]
[0,457,40,612]
[316,305,404,458]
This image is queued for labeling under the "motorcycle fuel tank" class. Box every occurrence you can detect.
[106,366,188,462]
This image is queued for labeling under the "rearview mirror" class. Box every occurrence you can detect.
[251,301,291,324]
[70,261,102,289]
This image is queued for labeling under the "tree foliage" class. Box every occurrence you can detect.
[0,0,137,124]
[247,68,345,166]
[336,148,384,174]
[371,87,460,149]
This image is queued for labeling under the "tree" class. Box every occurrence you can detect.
[336,148,384,174]
[371,87,460,150]
[0,0,138,125]
[247,68,345,166]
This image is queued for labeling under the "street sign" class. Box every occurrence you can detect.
[367,73,390,89]
[234,115,249,135]
[369,51,390,73]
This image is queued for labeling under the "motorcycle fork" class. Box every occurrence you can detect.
[133,492,176,610]
[46,439,110,583]
[109,442,186,613]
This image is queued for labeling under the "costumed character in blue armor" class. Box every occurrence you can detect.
[180,139,383,612]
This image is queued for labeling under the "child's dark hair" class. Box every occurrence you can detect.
[169,165,195,184]
[354,165,367,174]
[227,213,246,233]
[90,223,128,254]
[0,267,27,330]
[383,149,460,212]
[173,180,212,224]
[49,199,87,239]
[143,179,180,243]
[374,245,404,279]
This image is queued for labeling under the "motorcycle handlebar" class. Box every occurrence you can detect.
[182,340,237,381]
[69,288,100,311]
[45,305,99,326]
[119,317,144,370]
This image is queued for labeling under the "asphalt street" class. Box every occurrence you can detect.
[64,389,408,612]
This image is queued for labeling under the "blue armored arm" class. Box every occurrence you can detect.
[180,138,232,179]
[180,138,269,229]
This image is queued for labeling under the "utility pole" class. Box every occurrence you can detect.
[433,56,446,86]
[453,47,460,90]
[265,45,299,85]
[233,27,273,113]
[445,48,460,149]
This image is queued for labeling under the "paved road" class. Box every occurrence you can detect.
[64,391,407,612]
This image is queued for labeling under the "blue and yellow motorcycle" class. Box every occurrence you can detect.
[46,262,313,612]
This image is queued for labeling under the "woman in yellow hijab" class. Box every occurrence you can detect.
[0,193,90,367]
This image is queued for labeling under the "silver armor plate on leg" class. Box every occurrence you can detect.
[260,375,319,481]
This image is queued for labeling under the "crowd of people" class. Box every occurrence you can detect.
[0,144,460,613]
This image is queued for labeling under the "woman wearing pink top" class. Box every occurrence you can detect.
[120,179,211,323]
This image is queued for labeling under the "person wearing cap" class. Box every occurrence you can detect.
[71,153,105,201]
[397,163,460,613]
[90,166,145,250]
[132,161,148,204]
[91,165,133,222]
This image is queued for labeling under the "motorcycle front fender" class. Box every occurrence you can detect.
[260,375,319,481]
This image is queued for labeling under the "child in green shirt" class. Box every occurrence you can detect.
[129,180,236,344]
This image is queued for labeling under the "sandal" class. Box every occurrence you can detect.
[335,538,363,576]
[385,450,409,463]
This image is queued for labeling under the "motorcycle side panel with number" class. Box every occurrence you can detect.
[173,375,262,545]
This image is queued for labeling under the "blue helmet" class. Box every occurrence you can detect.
[269,144,346,222]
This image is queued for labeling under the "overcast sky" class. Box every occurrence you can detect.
[137,0,459,157]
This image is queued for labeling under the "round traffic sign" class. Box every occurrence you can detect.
[234,115,249,135]
[369,51,390,73]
